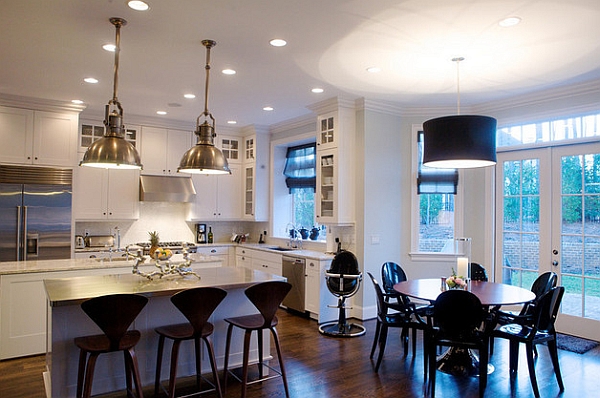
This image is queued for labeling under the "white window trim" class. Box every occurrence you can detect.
[409,124,464,261]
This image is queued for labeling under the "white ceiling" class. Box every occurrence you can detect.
[2,0,600,129]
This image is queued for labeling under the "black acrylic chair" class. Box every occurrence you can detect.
[154,287,227,398]
[492,286,565,398]
[427,289,490,398]
[470,262,489,281]
[223,281,292,398]
[367,272,428,374]
[318,251,366,337]
[491,271,557,354]
[74,294,148,398]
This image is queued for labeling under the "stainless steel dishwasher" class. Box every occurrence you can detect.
[282,256,306,313]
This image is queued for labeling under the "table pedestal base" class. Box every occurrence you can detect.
[437,347,494,377]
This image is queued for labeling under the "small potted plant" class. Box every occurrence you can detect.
[446,268,467,290]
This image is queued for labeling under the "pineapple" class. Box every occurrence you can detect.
[148,231,160,258]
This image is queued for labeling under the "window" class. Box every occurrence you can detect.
[413,129,459,253]
[284,143,316,229]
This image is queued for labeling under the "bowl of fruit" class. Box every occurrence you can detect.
[155,248,173,261]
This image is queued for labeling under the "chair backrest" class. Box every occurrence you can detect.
[368,272,392,318]
[327,250,361,295]
[245,281,292,328]
[531,271,558,298]
[81,294,148,348]
[433,290,484,339]
[470,262,488,282]
[381,262,407,295]
[532,286,564,333]
[171,287,227,335]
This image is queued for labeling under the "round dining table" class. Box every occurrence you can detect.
[394,279,536,377]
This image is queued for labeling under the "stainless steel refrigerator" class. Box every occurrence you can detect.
[0,165,72,261]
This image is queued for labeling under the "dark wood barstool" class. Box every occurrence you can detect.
[154,287,227,398]
[74,293,148,398]
[223,281,292,398]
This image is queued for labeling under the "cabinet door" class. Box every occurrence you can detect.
[305,260,320,314]
[190,174,219,219]
[106,169,140,219]
[33,111,78,166]
[73,166,108,220]
[217,164,242,219]
[243,165,254,218]
[166,129,192,174]
[140,126,168,175]
[317,113,336,150]
[316,148,336,223]
[219,136,241,163]
[0,106,34,164]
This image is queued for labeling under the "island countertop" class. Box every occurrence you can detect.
[44,266,285,307]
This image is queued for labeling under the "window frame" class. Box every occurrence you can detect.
[410,124,465,261]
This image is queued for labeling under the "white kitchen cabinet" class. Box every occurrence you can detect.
[218,135,241,164]
[314,106,355,224]
[236,247,253,269]
[140,126,192,176]
[235,247,282,275]
[242,130,269,221]
[305,258,337,323]
[194,245,231,267]
[0,106,78,167]
[305,259,320,315]
[73,161,140,220]
[79,120,139,153]
[188,164,241,221]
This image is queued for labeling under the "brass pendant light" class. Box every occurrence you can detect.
[80,17,142,170]
[422,57,497,169]
[178,40,231,175]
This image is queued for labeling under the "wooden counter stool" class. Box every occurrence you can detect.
[74,293,148,398]
[154,287,227,398]
[223,281,292,398]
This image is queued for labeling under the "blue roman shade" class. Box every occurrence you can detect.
[417,130,459,194]
[283,143,316,192]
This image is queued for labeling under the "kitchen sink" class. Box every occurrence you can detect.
[267,246,295,252]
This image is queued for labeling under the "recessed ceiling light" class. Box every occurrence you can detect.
[102,44,116,52]
[366,67,381,73]
[71,99,84,104]
[184,93,196,99]
[128,1,149,11]
[156,111,167,115]
[227,120,237,124]
[222,69,236,75]
[263,106,274,111]
[269,39,287,47]
[499,16,521,27]
[84,77,98,84]
[311,88,324,94]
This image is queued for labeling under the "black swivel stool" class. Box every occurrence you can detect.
[319,250,366,337]
[154,287,227,398]
[74,293,148,398]
[223,281,292,398]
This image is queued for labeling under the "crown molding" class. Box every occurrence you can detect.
[0,93,86,113]
[269,113,315,135]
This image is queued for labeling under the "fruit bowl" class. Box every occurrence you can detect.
[156,248,173,261]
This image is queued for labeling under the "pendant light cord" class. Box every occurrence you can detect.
[109,18,126,115]
[198,40,217,127]
[452,57,464,115]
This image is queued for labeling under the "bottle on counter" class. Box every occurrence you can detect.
[208,226,213,244]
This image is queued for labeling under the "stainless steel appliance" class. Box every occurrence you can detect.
[196,223,207,244]
[282,256,306,313]
[0,165,72,261]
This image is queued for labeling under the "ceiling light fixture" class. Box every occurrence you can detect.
[80,18,142,170]
[184,93,196,99]
[311,88,324,93]
[128,1,149,11]
[102,44,116,52]
[269,39,287,47]
[222,68,236,75]
[83,77,98,84]
[422,57,497,168]
[178,40,231,175]
[499,16,521,27]
[263,106,274,111]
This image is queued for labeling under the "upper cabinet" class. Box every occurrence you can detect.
[140,126,192,176]
[0,106,79,167]
[311,101,356,224]
[188,165,242,221]
[218,135,242,164]
[242,127,269,221]
[79,121,139,154]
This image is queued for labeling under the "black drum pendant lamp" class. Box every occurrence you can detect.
[178,40,231,175]
[80,18,142,170]
[422,58,497,169]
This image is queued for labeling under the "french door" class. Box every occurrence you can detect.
[496,143,600,340]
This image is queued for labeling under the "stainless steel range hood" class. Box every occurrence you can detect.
[139,175,196,202]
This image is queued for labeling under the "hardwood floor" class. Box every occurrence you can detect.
[2,309,599,397]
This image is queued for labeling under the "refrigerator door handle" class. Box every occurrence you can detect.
[17,205,23,260]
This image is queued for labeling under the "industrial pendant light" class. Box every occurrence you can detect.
[422,57,497,169]
[178,40,231,175]
[80,18,142,169]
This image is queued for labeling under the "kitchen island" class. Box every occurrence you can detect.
[42,265,284,397]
